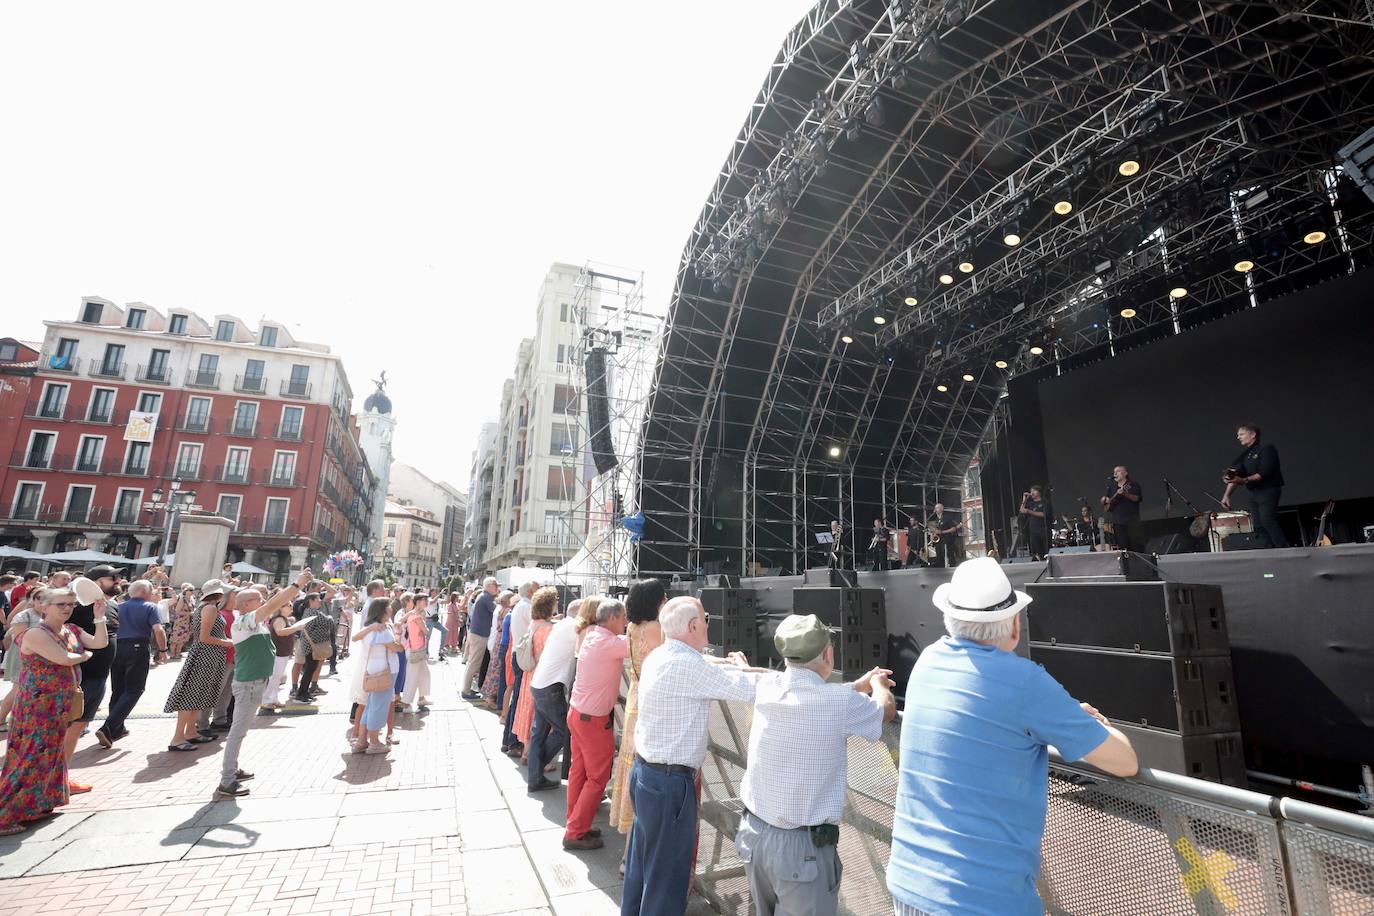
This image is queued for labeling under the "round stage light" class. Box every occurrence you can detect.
[961,373,975,382]
[872,314,887,325]
[1003,231,1022,247]
[1169,285,1188,299]
[1303,229,1327,245]
[1029,345,1044,356]
[904,295,918,306]
[936,384,948,393]
[1053,199,1073,216]
[958,259,974,274]
[840,333,854,344]
[1118,158,1141,177]
[1120,307,1137,318]
[828,445,842,458]
[995,359,1009,369]
[1233,258,1255,273]
[938,271,954,285]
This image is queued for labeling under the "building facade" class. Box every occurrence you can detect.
[463,421,498,575]
[357,381,396,563]
[0,298,375,579]
[387,461,466,579]
[382,499,442,588]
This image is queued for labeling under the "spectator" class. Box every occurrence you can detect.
[513,587,558,777]
[355,597,403,754]
[736,614,895,916]
[502,580,539,755]
[167,584,196,659]
[442,591,463,657]
[293,591,334,703]
[563,597,629,851]
[888,557,1138,916]
[94,580,168,748]
[216,569,312,798]
[64,565,121,793]
[621,596,759,915]
[1,589,44,731]
[0,587,93,836]
[462,578,498,700]
[164,581,233,752]
[200,587,240,735]
[482,591,514,712]
[399,594,432,711]
[527,598,581,792]
[264,590,315,711]
[425,589,448,661]
[346,580,388,748]
[9,572,40,608]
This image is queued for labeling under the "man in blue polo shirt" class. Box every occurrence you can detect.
[889,558,1138,916]
[461,577,497,701]
[95,579,167,748]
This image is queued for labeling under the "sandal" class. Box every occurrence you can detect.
[188,735,215,744]
[386,736,400,745]
[0,825,25,837]
[168,742,196,752]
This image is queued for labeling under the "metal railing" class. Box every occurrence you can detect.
[24,398,67,421]
[272,422,304,442]
[214,464,251,484]
[234,374,268,394]
[224,417,259,438]
[267,471,296,488]
[39,353,81,374]
[177,412,213,433]
[185,369,221,390]
[693,700,1374,916]
[135,363,171,384]
[280,379,312,399]
[89,361,126,380]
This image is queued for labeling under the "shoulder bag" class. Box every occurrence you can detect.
[362,638,393,694]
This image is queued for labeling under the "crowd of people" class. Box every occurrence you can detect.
[0,557,1139,915]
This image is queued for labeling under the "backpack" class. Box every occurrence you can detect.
[515,621,548,672]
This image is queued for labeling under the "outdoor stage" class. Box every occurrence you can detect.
[740,542,1374,793]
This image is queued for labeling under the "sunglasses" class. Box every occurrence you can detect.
[49,602,77,609]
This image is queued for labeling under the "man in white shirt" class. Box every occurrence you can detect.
[526,599,581,792]
[622,596,759,916]
[736,614,895,916]
[501,579,539,753]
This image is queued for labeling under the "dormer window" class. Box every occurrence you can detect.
[260,326,278,347]
[125,308,146,330]
[81,301,103,324]
[215,320,235,341]
[168,314,188,335]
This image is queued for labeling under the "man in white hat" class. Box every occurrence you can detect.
[888,557,1137,916]
[736,613,895,916]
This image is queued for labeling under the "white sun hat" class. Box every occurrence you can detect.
[931,556,1032,623]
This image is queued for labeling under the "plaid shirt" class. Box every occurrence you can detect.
[633,637,759,769]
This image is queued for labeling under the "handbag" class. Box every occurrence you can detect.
[33,625,85,726]
[407,648,427,664]
[362,642,392,694]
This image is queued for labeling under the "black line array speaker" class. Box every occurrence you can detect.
[1114,724,1247,785]
[702,587,758,655]
[584,347,618,476]
[1026,582,1229,655]
[1045,550,1159,581]
[802,567,858,588]
[791,587,886,630]
[828,628,887,676]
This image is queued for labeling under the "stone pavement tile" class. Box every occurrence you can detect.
[501,783,573,833]
[194,793,346,827]
[459,846,549,915]
[4,810,92,844]
[522,826,624,896]
[551,888,623,916]
[61,802,211,840]
[185,815,337,859]
[0,837,71,879]
[337,786,454,817]
[27,826,206,875]
[455,808,522,850]
[330,808,459,848]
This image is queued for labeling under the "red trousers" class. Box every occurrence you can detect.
[565,707,614,840]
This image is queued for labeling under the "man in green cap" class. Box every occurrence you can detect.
[735,613,895,916]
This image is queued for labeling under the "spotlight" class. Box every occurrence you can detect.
[1168,283,1187,300]
[840,333,854,344]
[1117,142,1141,177]
[958,257,974,274]
[961,373,975,382]
[872,314,887,325]
[1119,307,1137,318]
[845,120,861,143]
[864,96,884,128]
[828,445,842,458]
[1029,345,1044,356]
[938,268,954,285]
[936,384,948,392]
[1301,223,1327,245]
[903,294,919,306]
[1233,257,1254,273]
[994,359,1008,369]
[1053,198,1073,216]
[1003,225,1022,247]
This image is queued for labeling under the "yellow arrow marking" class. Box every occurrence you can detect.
[1174,836,1240,910]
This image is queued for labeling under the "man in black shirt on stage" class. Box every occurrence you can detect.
[929,503,965,568]
[904,517,925,568]
[868,519,891,571]
[1222,423,1287,548]
[1019,485,1049,560]
[1101,466,1143,551]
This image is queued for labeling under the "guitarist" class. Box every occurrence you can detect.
[1101,466,1143,550]
[1222,423,1287,548]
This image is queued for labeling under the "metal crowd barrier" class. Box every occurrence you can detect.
[693,700,1374,916]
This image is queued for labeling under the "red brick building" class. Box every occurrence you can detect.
[0,298,376,579]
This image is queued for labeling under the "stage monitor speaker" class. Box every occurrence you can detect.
[1109,724,1247,785]
[828,628,887,676]
[1221,532,1263,551]
[1025,582,1229,655]
[1029,645,1239,734]
[1046,550,1159,581]
[1146,533,1196,555]
[791,587,886,630]
[584,347,618,475]
[706,574,738,588]
[699,587,756,617]
[1048,545,1094,555]
[801,567,858,588]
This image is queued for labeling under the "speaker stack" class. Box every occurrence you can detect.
[790,586,887,676]
[701,587,759,657]
[1027,564,1247,785]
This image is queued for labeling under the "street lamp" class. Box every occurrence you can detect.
[149,478,197,568]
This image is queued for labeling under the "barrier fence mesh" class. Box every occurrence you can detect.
[693,698,1374,916]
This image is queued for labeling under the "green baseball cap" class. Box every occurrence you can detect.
[774,614,831,662]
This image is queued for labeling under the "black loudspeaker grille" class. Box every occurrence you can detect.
[1025,582,1229,655]
[1113,724,1248,785]
[828,628,887,676]
[801,567,858,587]
[1030,645,1238,734]
[1046,550,1160,581]
[791,587,886,630]
[584,347,618,475]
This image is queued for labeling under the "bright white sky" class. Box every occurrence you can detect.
[0,1,816,492]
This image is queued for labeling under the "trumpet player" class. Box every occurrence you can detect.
[929,502,965,568]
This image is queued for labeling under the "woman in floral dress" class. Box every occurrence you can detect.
[0,587,92,836]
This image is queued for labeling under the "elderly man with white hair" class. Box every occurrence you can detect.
[735,614,896,916]
[888,558,1138,916]
[621,596,760,916]
[94,578,167,749]
[462,577,499,701]
[501,579,539,754]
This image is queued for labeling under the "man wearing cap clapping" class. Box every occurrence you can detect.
[735,613,895,916]
[888,558,1138,916]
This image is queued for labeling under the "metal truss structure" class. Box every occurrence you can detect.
[549,264,661,595]
[637,0,1374,579]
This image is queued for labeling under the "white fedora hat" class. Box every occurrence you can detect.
[931,556,1032,623]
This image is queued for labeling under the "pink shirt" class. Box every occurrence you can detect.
[569,625,629,717]
[404,614,427,651]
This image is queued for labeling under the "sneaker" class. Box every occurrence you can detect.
[528,778,559,793]
[562,834,604,851]
[234,769,255,781]
[94,727,113,749]
[461,691,482,702]
[214,781,250,799]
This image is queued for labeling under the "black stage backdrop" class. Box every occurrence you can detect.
[1037,270,1374,518]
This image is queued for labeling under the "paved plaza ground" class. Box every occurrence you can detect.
[0,651,710,916]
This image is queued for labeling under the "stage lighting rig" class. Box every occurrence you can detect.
[1298,213,1328,245]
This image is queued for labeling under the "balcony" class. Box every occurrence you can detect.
[262,514,290,535]
[24,398,67,421]
[314,524,337,545]
[234,374,268,394]
[280,380,312,399]
[272,422,304,442]
[40,353,81,374]
[267,470,296,488]
[120,459,152,477]
[224,417,259,438]
[176,412,213,434]
[83,403,118,425]
[74,453,104,474]
[10,450,67,471]
[171,464,203,482]
[185,370,221,390]
[135,363,171,384]
[89,361,127,380]
[214,464,251,484]
[320,477,342,506]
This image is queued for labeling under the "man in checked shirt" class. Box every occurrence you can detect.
[735,614,895,916]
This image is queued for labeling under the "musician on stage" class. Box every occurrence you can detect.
[868,519,891,571]
[828,520,849,570]
[1222,423,1288,548]
[904,516,925,568]
[1101,466,1142,551]
[1019,485,1049,561]
[929,503,965,569]
[1074,503,1099,546]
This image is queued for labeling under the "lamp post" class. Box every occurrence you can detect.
[149,478,197,569]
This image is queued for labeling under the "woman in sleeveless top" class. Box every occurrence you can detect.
[608,579,668,853]
[512,588,559,760]
[164,596,232,751]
